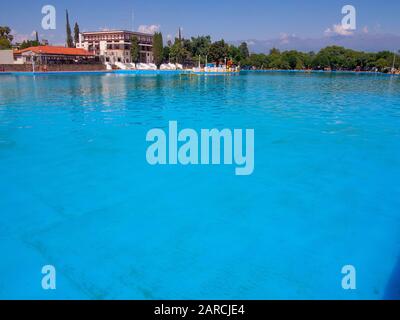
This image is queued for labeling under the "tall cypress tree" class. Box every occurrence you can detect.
[130,35,140,63]
[35,31,39,43]
[178,27,182,41]
[65,10,73,47]
[74,22,80,45]
[152,32,164,66]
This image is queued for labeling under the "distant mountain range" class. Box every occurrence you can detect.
[230,33,400,53]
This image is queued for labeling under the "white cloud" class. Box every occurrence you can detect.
[324,24,354,37]
[137,24,160,34]
[278,33,297,45]
[279,33,289,44]
[279,33,296,44]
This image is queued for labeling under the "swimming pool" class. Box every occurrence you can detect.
[0,71,399,299]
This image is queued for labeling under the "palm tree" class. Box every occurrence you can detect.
[0,26,14,42]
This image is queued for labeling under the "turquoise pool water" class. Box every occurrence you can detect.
[0,71,399,299]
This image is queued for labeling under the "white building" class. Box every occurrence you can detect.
[76,30,154,64]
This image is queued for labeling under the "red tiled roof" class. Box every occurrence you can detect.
[14,46,94,56]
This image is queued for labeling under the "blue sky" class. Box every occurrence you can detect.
[1,0,399,51]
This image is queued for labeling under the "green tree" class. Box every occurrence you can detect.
[317,46,348,70]
[19,40,40,49]
[246,53,270,69]
[282,51,298,69]
[163,46,171,63]
[266,48,282,69]
[130,35,140,63]
[0,26,13,49]
[182,39,193,56]
[238,42,250,59]
[269,57,286,69]
[190,36,211,58]
[189,36,211,65]
[74,22,80,45]
[208,39,229,65]
[222,43,400,71]
[0,38,12,49]
[0,26,13,41]
[269,48,281,55]
[35,31,39,42]
[279,50,308,70]
[65,10,73,48]
[170,38,191,64]
[375,58,389,71]
[228,45,243,65]
[152,32,164,67]
[312,52,330,69]
[302,52,314,69]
